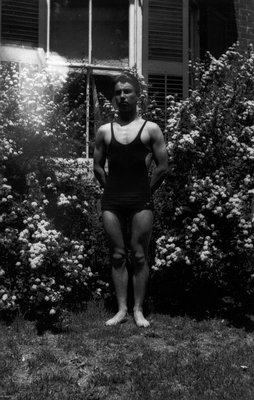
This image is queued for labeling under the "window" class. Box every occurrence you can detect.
[92,0,129,67]
[190,0,238,60]
[50,0,129,66]
[50,0,89,62]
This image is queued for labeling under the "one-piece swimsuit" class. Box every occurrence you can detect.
[101,120,153,213]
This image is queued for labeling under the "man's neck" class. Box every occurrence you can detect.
[117,110,138,125]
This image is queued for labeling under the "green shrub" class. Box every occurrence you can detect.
[152,45,254,315]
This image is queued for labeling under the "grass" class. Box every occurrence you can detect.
[1,302,254,399]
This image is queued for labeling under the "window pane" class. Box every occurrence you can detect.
[92,0,129,67]
[50,0,89,62]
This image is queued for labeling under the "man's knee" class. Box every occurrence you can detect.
[112,249,126,268]
[132,250,146,269]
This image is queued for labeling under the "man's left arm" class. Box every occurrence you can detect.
[149,123,169,194]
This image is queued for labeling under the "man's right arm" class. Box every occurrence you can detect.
[93,126,107,188]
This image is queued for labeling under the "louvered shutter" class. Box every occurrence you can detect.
[148,74,183,108]
[149,0,183,62]
[1,0,39,46]
[145,0,189,112]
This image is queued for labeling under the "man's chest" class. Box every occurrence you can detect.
[107,121,150,146]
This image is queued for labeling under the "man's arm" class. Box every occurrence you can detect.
[149,123,169,194]
[93,126,107,188]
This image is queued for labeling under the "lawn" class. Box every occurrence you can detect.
[1,301,254,400]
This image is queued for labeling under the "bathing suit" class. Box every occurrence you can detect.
[101,120,153,213]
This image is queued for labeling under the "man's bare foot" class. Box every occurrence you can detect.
[105,310,128,326]
[134,309,150,328]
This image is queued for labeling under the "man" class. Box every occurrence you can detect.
[93,72,168,327]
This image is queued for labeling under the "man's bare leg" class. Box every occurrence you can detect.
[102,211,128,326]
[133,261,150,327]
[106,256,128,325]
[131,210,153,327]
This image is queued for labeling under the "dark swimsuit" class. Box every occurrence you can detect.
[101,120,153,213]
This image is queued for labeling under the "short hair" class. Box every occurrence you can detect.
[113,72,140,97]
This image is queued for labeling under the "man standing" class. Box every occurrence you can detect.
[93,73,168,327]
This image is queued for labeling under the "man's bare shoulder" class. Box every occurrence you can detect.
[97,122,111,136]
[145,120,163,138]
[96,122,111,145]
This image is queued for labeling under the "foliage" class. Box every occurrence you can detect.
[152,45,254,314]
[0,63,110,324]
[1,45,254,323]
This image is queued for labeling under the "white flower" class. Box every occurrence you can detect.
[30,254,44,269]
[57,193,70,206]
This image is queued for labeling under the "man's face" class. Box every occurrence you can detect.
[114,81,137,111]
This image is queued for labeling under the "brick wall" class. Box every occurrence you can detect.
[234,0,254,51]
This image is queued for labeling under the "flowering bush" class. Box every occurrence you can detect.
[2,50,254,322]
[0,64,157,324]
[0,63,110,324]
[152,45,254,314]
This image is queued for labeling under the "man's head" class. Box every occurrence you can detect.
[113,72,140,97]
[113,73,140,113]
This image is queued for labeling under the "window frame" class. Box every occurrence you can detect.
[47,0,142,72]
